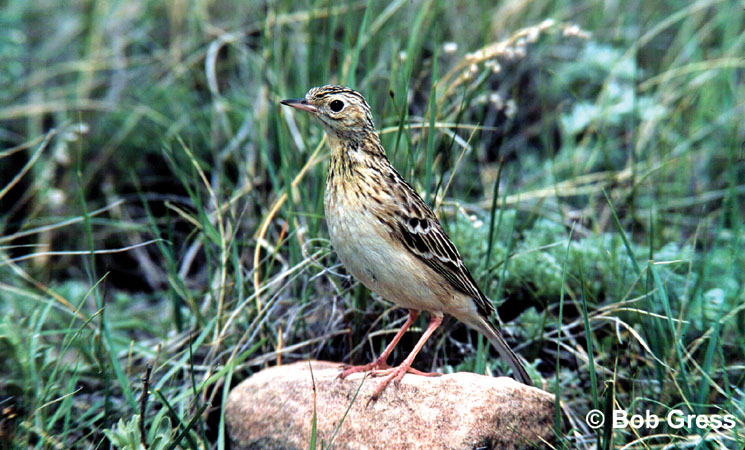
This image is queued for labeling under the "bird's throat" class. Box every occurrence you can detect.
[325,132,388,189]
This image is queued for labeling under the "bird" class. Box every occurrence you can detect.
[280,85,533,400]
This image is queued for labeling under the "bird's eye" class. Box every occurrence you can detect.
[329,100,344,112]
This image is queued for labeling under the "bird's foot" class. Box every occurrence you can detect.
[366,363,441,405]
[369,366,440,378]
[338,358,391,379]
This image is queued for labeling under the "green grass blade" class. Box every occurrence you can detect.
[325,374,366,449]
[577,261,598,409]
[554,224,574,436]
[424,32,438,204]
[602,188,641,275]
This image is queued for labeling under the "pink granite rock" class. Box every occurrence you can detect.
[225,361,556,449]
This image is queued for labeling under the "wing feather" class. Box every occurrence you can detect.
[385,173,495,318]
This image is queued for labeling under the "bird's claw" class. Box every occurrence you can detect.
[337,359,391,379]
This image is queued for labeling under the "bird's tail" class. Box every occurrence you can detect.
[468,316,533,386]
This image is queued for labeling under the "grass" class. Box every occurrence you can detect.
[1,0,744,448]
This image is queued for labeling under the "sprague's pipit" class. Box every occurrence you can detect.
[280,85,532,400]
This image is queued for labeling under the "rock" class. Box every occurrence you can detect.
[225,361,556,449]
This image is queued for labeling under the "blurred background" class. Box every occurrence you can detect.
[1,0,743,448]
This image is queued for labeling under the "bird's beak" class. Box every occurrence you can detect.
[280,98,318,114]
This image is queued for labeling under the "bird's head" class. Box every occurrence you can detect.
[280,85,376,139]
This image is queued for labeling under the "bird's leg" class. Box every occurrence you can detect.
[369,313,443,402]
[339,310,420,379]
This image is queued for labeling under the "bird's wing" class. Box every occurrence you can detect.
[386,176,495,318]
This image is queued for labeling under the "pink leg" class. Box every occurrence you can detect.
[339,310,420,379]
[369,313,443,402]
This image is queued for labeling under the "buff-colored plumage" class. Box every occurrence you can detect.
[281,85,532,400]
